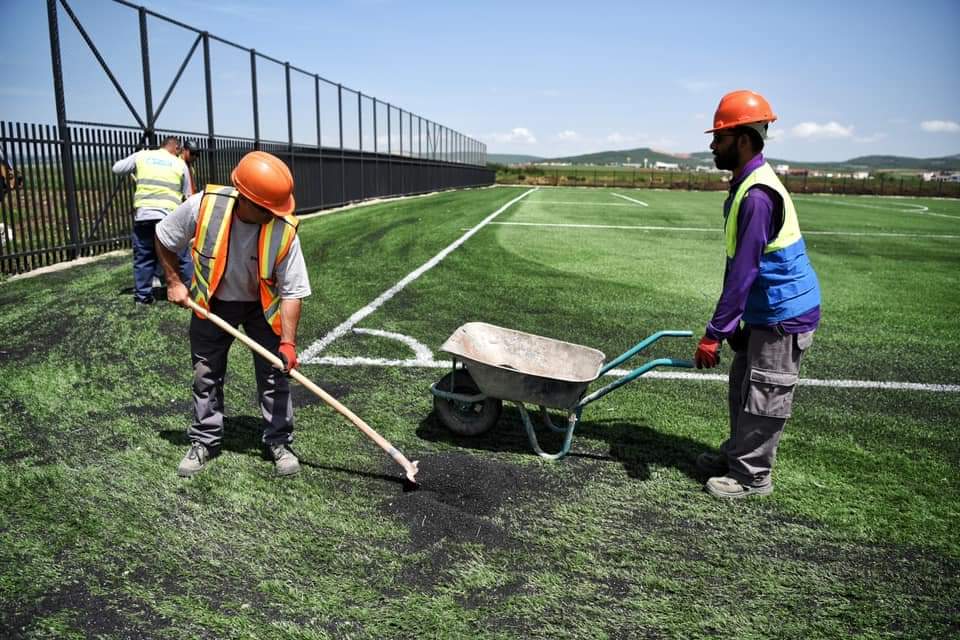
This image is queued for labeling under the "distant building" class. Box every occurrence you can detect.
[922,171,960,182]
[774,164,790,175]
[853,171,869,180]
[654,161,679,170]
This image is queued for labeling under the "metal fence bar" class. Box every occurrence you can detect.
[47,0,81,259]
[251,50,260,149]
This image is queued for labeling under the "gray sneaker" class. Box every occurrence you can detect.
[178,442,211,477]
[696,452,728,475]
[705,475,773,499]
[269,443,301,476]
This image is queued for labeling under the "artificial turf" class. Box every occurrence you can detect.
[1,186,957,638]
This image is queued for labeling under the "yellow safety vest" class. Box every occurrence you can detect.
[190,185,300,335]
[724,162,802,257]
[134,149,186,212]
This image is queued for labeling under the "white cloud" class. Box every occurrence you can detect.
[921,120,960,133]
[489,127,537,144]
[555,130,579,141]
[790,121,854,139]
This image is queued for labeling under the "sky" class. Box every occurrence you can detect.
[1,0,958,162]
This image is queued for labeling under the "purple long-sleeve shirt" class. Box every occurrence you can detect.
[705,153,820,340]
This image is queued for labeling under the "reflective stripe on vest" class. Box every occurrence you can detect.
[134,149,186,212]
[724,162,821,324]
[189,185,300,335]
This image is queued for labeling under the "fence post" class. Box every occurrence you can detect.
[46,0,82,259]
[202,32,215,182]
[138,7,154,146]
[251,50,260,150]
[338,84,344,204]
[284,62,293,152]
[314,74,321,205]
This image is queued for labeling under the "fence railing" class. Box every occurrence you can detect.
[0,120,493,274]
[495,166,960,198]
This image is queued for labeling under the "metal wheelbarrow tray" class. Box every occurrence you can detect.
[430,322,694,460]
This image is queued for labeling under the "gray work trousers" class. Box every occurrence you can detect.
[188,299,294,450]
[720,327,814,487]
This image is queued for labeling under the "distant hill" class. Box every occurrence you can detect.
[487,153,544,165]
[498,147,960,172]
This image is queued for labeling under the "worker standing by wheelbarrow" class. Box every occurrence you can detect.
[694,90,821,499]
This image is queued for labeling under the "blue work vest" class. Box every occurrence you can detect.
[725,163,821,324]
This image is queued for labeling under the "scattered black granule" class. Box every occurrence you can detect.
[381,451,553,550]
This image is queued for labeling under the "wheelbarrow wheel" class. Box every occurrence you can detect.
[434,370,502,436]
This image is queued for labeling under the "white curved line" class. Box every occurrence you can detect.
[352,328,434,361]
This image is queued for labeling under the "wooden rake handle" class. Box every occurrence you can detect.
[184,299,419,483]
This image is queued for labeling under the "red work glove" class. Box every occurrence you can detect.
[278,341,299,372]
[694,336,721,369]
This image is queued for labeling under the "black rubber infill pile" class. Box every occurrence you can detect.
[381,451,553,550]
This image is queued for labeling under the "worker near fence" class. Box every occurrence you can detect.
[179,139,199,194]
[693,89,821,499]
[112,136,193,305]
[155,151,310,478]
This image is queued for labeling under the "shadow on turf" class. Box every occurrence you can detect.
[416,406,714,482]
[157,416,407,486]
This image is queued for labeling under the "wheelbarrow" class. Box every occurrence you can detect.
[429,322,694,460]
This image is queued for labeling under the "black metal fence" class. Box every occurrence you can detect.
[0,0,493,275]
[0,121,492,274]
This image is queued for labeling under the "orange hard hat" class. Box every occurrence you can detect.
[705,90,777,134]
[230,151,296,216]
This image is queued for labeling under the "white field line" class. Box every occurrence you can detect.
[486,221,960,240]
[611,193,650,207]
[352,328,434,361]
[308,354,960,393]
[299,187,538,362]
[797,197,960,220]
[524,201,647,207]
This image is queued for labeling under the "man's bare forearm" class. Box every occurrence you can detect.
[279,299,302,345]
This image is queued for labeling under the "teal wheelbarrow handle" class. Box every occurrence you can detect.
[519,331,694,461]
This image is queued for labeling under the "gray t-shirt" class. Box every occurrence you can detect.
[156,192,311,301]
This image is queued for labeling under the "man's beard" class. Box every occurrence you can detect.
[713,145,739,171]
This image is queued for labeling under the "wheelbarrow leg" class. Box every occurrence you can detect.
[539,406,570,433]
[517,403,582,461]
